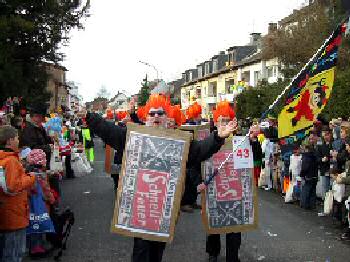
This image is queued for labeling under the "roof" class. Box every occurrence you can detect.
[181,50,262,88]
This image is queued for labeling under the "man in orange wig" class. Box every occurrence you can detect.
[186,102,202,125]
[86,94,237,262]
[204,101,241,262]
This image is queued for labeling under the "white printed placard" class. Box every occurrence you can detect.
[232,136,253,170]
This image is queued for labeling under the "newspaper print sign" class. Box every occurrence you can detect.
[202,136,258,234]
[113,128,189,242]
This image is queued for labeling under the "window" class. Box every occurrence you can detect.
[189,71,193,81]
[205,63,210,75]
[196,87,201,98]
[212,60,218,72]
[209,82,217,97]
[198,67,202,78]
[225,79,235,94]
[273,66,278,77]
[267,67,273,78]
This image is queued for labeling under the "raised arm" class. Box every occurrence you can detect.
[86,113,127,152]
[187,131,225,168]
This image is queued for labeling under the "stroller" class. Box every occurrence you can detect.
[46,172,75,260]
[47,207,75,261]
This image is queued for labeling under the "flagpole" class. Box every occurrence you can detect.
[261,16,349,119]
[203,16,350,187]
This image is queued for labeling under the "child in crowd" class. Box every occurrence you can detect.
[26,149,55,257]
[0,125,36,262]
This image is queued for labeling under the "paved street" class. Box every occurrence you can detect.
[42,139,350,262]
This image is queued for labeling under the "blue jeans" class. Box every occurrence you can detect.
[0,229,26,262]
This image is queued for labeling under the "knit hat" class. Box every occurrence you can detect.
[27,149,47,167]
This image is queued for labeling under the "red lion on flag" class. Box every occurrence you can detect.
[287,78,329,126]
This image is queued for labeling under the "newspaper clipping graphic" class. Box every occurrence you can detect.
[115,131,186,240]
[203,136,257,234]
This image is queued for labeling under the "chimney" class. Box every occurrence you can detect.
[268,23,277,34]
[249,33,262,46]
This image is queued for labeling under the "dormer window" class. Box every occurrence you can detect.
[213,60,218,72]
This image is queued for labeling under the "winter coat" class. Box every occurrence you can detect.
[86,113,225,171]
[336,143,348,172]
[289,154,302,179]
[113,122,127,167]
[316,142,332,176]
[300,151,318,180]
[19,121,52,169]
[0,149,36,231]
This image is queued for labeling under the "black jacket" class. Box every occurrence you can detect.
[87,113,225,169]
[113,122,126,165]
[19,122,52,169]
[316,142,332,176]
[300,151,318,180]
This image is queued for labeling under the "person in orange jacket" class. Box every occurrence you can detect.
[0,125,36,262]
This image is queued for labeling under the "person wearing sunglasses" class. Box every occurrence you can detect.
[198,101,241,262]
[85,94,237,262]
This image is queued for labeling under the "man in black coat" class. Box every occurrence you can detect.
[300,144,319,209]
[19,104,52,169]
[86,97,236,262]
[316,127,333,199]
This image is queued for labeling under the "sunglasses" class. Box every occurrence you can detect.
[149,111,165,117]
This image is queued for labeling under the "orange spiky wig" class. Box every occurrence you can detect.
[168,105,185,126]
[186,102,202,120]
[137,106,146,121]
[116,111,128,121]
[213,101,235,122]
[143,94,171,116]
[106,109,114,120]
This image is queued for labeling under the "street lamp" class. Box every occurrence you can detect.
[138,60,159,83]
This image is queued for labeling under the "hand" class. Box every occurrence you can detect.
[197,183,207,193]
[122,116,131,124]
[336,176,343,184]
[218,119,238,138]
[322,156,328,162]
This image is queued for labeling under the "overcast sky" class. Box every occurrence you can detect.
[62,0,306,102]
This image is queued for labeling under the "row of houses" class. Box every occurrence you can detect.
[174,24,282,117]
[167,0,334,117]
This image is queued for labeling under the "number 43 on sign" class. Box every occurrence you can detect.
[232,137,254,170]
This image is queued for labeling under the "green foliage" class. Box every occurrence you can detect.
[323,69,350,119]
[257,0,350,120]
[0,0,90,107]
[138,75,150,106]
[236,80,287,119]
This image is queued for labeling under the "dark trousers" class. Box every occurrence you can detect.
[181,174,198,206]
[132,238,166,262]
[65,155,74,178]
[111,173,119,191]
[206,233,241,262]
[300,179,317,209]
